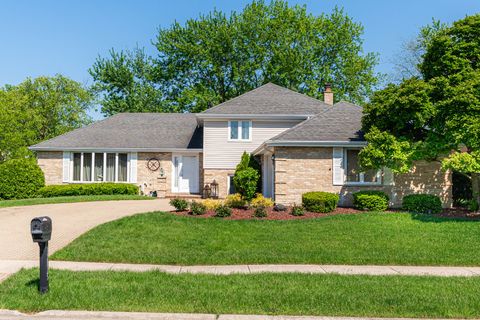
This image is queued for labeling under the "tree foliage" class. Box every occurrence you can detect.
[360,14,480,208]
[91,1,379,115]
[0,75,93,162]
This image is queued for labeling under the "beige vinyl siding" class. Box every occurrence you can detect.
[204,120,301,169]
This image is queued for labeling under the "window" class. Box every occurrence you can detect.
[229,120,251,141]
[71,152,129,183]
[227,174,236,195]
[345,149,380,184]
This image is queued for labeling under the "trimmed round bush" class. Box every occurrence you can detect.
[353,191,389,211]
[402,194,442,214]
[170,198,189,211]
[253,205,267,218]
[215,205,232,218]
[291,204,305,216]
[189,201,207,215]
[37,183,139,198]
[0,159,45,200]
[302,191,339,213]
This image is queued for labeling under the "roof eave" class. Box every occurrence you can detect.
[29,146,203,153]
[265,140,367,148]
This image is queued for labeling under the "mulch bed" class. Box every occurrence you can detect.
[437,207,480,220]
[170,206,480,220]
[172,206,369,220]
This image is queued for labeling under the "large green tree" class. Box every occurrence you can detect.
[0,75,93,162]
[91,1,379,115]
[360,14,480,208]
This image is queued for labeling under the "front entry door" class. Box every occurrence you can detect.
[173,155,199,193]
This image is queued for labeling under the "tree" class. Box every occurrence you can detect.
[390,19,447,81]
[0,75,93,162]
[91,1,380,115]
[360,14,480,209]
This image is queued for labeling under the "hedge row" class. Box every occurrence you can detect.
[38,183,139,198]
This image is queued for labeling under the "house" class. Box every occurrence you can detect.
[29,83,452,207]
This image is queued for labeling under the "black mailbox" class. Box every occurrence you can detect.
[31,216,52,243]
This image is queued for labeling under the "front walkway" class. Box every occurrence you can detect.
[2,260,480,281]
[0,310,472,320]
[0,199,172,260]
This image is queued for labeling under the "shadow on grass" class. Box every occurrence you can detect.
[409,212,480,223]
[25,278,39,290]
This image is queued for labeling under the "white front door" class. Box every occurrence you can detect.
[262,153,274,199]
[172,154,199,193]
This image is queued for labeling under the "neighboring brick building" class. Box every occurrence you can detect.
[30,83,452,207]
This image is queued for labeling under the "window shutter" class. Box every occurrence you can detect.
[383,167,394,185]
[332,148,344,185]
[129,152,137,183]
[62,152,71,182]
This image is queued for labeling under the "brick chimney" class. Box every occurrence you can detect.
[324,83,333,105]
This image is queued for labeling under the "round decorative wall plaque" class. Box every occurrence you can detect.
[147,158,161,172]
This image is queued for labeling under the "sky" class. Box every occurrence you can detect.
[1,0,479,119]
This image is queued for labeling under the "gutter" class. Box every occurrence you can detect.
[28,147,203,153]
[195,113,312,124]
[264,140,368,148]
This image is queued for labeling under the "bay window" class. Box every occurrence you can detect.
[71,152,130,183]
[229,120,251,141]
[345,149,381,184]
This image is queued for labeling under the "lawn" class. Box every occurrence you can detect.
[0,195,153,208]
[52,211,480,266]
[1,269,479,318]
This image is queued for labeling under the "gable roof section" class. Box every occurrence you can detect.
[30,113,203,151]
[200,83,331,116]
[267,101,365,144]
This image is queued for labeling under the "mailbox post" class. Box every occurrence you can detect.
[30,216,52,294]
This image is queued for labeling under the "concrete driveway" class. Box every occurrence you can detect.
[0,199,171,260]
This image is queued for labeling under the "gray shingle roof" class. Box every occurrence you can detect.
[201,83,331,115]
[269,101,364,142]
[30,113,203,150]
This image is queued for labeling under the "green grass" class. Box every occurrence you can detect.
[0,195,153,208]
[53,211,480,266]
[1,269,480,318]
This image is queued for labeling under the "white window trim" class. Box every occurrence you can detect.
[228,120,252,142]
[343,148,382,186]
[70,152,132,184]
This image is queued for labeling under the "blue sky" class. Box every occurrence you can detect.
[1,0,479,119]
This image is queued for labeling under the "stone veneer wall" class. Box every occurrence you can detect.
[274,147,452,208]
[137,152,172,197]
[36,151,63,185]
[203,169,235,199]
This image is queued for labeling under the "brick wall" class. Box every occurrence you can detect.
[36,151,63,185]
[274,147,452,208]
[137,152,172,197]
[203,168,235,199]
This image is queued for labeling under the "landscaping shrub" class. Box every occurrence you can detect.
[190,201,207,215]
[225,193,247,208]
[233,167,259,201]
[170,198,189,211]
[251,193,274,208]
[291,203,305,216]
[402,194,442,214]
[302,191,339,213]
[215,205,232,218]
[202,198,222,210]
[468,199,479,212]
[253,205,267,218]
[353,191,389,211]
[38,183,139,198]
[0,159,45,200]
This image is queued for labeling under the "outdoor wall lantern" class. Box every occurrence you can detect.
[203,184,211,199]
[211,180,219,199]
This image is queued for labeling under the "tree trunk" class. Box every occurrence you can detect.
[472,173,480,213]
